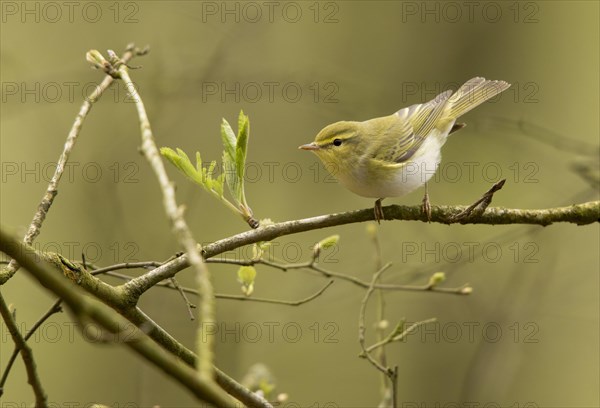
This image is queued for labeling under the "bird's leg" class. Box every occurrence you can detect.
[374,198,384,224]
[421,182,432,222]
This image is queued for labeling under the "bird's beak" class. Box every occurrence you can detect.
[298,142,320,151]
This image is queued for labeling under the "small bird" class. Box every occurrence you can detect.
[299,77,511,222]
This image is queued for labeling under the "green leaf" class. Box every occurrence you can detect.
[258,379,275,399]
[161,112,256,227]
[316,234,340,250]
[235,111,250,205]
[237,109,246,140]
[203,160,217,190]
[237,265,257,296]
[160,147,182,169]
[195,151,203,174]
[207,160,217,180]
[222,150,239,203]
[428,272,446,287]
[176,148,203,185]
[160,146,176,158]
[220,118,237,161]
[220,119,239,199]
[213,173,225,197]
[161,147,203,185]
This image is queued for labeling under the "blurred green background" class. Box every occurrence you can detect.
[1,1,598,407]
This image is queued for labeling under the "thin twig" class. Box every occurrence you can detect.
[364,318,438,355]
[368,224,391,405]
[0,291,48,407]
[211,280,334,305]
[0,299,62,395]
[118,64,216,381]
[358,249,408,408]
[358,262,393,376]
[208,256,469,294]
[391,366,399,408]
[103,271,139,281]
[103,270,333,306]
[309,264,470,294]
[206,257,313,271]
[90,261,163,275]
[202,256,469,294]
[169,277,196,320]
[0,46,143,286]
[449,179,506,222]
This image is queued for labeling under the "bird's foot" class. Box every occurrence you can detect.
[374,199,384,224]
[421,192,432,222]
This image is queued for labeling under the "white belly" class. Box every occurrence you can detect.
[338,136,444,198]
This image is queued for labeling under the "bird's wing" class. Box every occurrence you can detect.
[364,77,510,168]
[365,90,452,166]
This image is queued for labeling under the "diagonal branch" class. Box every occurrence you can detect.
[0,230,235,407]
[120,306,273,408]
[0,291,48,407]
[0,299,62,397]
[0,46,144,286]
[118,62,216,381]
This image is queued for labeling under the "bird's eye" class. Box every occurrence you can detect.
[333,138,342,146]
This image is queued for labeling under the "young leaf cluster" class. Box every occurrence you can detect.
[160,110,258,228]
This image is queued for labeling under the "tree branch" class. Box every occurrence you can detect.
[126,201,600,289]
[0,229,235,407]
[0,235,273,407]
[0,45,144,286]
[0,291,48,407]
[363,318,438,355]
[357,262,398,407]
[118,60,216,381]
[0,299,62,397]
[172,279,335,306]
[358,262,393,376]
[99,269,334,307]
[204,200,600,253]
[120,306,273,408]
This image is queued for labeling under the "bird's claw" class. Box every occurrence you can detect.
[374,199,384,224]
[422,192,432,222]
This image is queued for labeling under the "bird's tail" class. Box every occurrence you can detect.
[448,77,511,119]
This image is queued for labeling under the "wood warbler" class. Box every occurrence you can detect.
[299,77,511,221]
